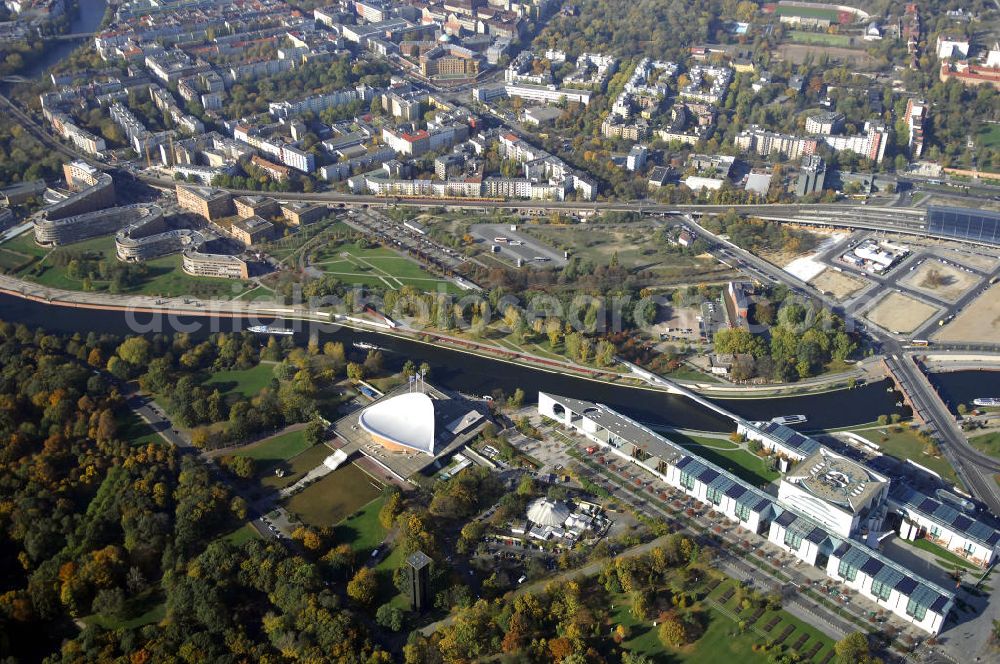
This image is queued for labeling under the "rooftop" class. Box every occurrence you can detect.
[785,448,887,513]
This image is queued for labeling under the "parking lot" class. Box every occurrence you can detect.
[344,209,467,273]
[469,223,567,268]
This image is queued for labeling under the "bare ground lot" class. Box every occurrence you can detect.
[900,260,982,303]
[810,267,867,299]
[933,283,1000,343]
[649,305,702,342]
[865,292,940,335]
[940,250,999,273]
[776,44,878,68]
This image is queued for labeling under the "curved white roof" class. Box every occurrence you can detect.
[359,392,436,455]
[527,498,570,527]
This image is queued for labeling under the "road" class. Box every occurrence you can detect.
[683,214,1000,511]
[885,354,1000,513]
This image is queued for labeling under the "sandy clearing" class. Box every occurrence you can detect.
[865,292,939,335]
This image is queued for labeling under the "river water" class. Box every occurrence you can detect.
[18,0,108,80]
[0,293,913,432]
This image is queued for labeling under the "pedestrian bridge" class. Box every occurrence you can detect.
[616,357,743,423]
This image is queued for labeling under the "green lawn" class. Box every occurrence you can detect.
[4,233,245,298]
[259,443,333,491]
[668,432,780,487]
[222,523,263,546]
[81,588,166,630]
[610,581,834,663]
[117,409,163,447]
[237,428,311,462]
[311,241,460,293]
[907,537,979,571]
[334,494,388,553]
[854,428,961,486]
[204,364,275,398]
[788,31,851,47]
[283,463,383,528]
[977,124,1000,150]
[969,432,1000,460]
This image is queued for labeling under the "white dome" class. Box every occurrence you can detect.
[359,392,436,455]
[527,498,570,527]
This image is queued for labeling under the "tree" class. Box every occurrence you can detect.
[658,612,688,646]
[376,603,404,631]
[346,362,365,381]
[347,567,378,606]
[379,489,403,529]
[304,418,326,446]
[835,632,871,664]
[117,337,152,368]
[91,587,126,619]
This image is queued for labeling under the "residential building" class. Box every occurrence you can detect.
[176,185,233,221]
[734,126,818,160]
[234,195,281,219]
[182,249,248,279]
[906,99,927,158]
[796,155,827,197]
[281,202,326,226]
[626,145,647,172]
[805,111,845,135]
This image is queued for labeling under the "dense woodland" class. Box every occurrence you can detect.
[0,322,422,661]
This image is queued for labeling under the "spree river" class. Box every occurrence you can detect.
[0,293,914,432]
[16,0,108,80]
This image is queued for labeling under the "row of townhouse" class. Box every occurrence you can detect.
[537,392,999,635]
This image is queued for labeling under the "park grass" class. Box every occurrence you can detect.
[335,495,408,606]
[969,431,1000,460]
[853,427,961,486]
[259,444,333,491]
[335,495,388,554]
[237,428,311,463]
[222,522,263,546]
[667,432,780,487]
[907,537,979,571]
[117,409,162,447]
[977,124,1000,150]
[6,234,244,298]
[203,364,275,398]
[788,31,851,47]
[81,588,166,630]
[310,239,461,293]
[609,583,833,664]
[283,463,383,528]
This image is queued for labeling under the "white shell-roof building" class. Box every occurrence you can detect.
[527,498,571,527]
[358,392,436,456]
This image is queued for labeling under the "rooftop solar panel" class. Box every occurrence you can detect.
[895,576,918,595]
[725,484,747,500]
[776,510,797,527]
[699,468,720,483]
[861,557,884,577]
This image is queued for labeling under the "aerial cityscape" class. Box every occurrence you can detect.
[0,0,999,662]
